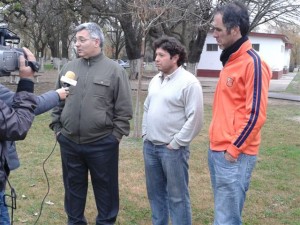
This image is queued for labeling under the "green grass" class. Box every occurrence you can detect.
[8,74,300,224]
[286,72,300,95]
[43,64,54,70]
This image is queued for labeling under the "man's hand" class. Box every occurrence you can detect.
[56,87,69,101]
[19,47,36,79]
[166,144,174,150]
[224,151,237,163]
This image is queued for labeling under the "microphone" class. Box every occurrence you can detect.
[60,71,77,87]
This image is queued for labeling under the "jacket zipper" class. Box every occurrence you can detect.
[78,59,90,144]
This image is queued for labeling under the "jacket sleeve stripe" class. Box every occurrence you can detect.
[234,49,262,148]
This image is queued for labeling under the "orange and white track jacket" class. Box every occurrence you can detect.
[209,40,272,158]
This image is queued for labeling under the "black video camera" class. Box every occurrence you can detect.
[0,24,39,76]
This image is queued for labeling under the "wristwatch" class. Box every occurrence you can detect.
[27,61,40,72]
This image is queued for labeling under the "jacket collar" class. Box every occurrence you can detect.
[82,52,104,64]
[220,36,249,66]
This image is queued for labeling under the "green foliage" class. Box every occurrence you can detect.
[43,64,54,70]
[12,2,22,11]
[286,72,300,95]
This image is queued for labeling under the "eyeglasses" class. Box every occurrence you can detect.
[73,37,96,44]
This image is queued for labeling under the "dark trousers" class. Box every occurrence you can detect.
[58,134,119,225]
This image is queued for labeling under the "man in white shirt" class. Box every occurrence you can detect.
[142,36,204,225]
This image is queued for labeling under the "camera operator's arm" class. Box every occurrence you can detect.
[34,88,68,115]
[18,47,36,81]
[0,48,37,141]
[15,47,36,94]
[15,48,68,115]
[0,84,14,103]
[0,85,67,114]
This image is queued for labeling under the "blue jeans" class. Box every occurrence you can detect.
[143,140,192,225]
[0,190,10,225]
[208,149,257,225]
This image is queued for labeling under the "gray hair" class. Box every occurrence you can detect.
[75,22,105,47]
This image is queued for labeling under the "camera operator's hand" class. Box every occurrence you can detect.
[56,87,69,101]
[19,47,36,80]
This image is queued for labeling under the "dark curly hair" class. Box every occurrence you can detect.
[153,36,187,67]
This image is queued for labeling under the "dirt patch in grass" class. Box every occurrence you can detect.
[289,116,300,123]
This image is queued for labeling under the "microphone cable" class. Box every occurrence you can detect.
[33,139,58,225]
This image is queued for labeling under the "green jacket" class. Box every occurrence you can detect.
[50,53,133,144]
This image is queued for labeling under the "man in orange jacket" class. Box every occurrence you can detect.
[208,1,272,225]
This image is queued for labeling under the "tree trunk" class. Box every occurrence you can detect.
[188,28,208,64]
[133,36,146,138]
[186,62,198,75]
[52,57,61,70]
[48,34,60,59]
[129,59,141,80]
[61,30,69,59]
[119,14,143,80]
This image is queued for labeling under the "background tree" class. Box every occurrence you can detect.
[1,0,300,137]
[105,17,126,60]
[2,0,300,73]
[266,22,300,71]
[289,31,300,70]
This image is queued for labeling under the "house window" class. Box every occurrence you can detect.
[207,44,218,51]
[252,44,260,51]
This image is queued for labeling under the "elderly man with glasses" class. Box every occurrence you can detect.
[50,22,133,225]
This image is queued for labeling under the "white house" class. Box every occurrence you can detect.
[197,32,292,79]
